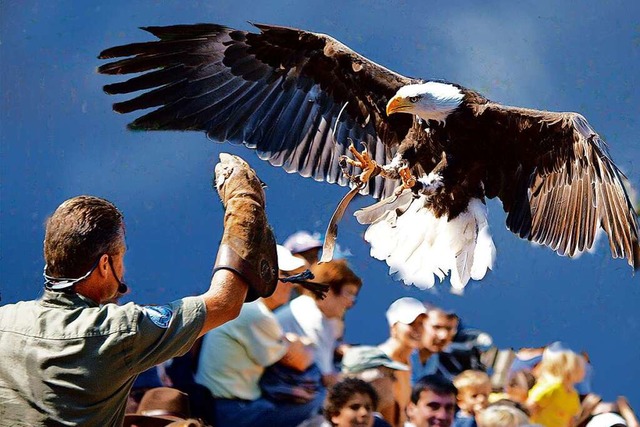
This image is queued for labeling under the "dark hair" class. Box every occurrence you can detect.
[44,196,124,277]
[324,378,378,424]
[411,374,457,403]
[308,259,362,299]
[424,304,459,322]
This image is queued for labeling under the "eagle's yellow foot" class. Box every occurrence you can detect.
[339,142,381,186]
[392,166,417,196]
[399,166,416,189]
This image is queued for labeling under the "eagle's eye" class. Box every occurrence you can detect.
[409,96,421,103]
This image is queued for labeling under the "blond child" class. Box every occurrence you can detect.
[526,348,585,427]
[477,402,530,427]
[453,370,492,427]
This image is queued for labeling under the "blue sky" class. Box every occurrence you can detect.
[1,0,639,404]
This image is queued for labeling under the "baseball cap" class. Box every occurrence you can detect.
[283,231,323,254]
[386,297,427,326]
[342,346,409,374]
[277,245,306,273]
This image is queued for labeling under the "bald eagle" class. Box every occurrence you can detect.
[98,23,640,291]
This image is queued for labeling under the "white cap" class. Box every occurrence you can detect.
[283,231,323,254]
[386,297,427,326]
[586,413,627,427]
[277,245,306,272]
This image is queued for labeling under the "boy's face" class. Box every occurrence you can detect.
[330,392,375,427]
[456,383,492,415]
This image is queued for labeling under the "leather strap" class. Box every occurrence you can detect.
[214,244,276,301]
[320,185,362,263]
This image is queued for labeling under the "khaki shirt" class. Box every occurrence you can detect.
[0,289,206,427]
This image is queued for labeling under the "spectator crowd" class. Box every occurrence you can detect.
[125,231,639,427]
[0,158,637,427]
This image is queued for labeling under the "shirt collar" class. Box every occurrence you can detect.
[40,289,100,308]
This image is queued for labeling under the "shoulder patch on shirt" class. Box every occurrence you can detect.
[142,305,173,328]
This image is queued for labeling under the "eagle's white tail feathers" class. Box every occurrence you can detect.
[361,196,495,291]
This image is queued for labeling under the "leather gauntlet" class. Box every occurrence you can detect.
[214,153,278,302]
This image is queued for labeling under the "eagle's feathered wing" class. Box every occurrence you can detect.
[471,103,640,266]
[98,23,419,198]
[98,23,639,289]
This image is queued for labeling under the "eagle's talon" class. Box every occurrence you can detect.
[341,142,381,185]
[399,166,416,189]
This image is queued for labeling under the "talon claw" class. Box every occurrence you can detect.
[340,141,384,187]
[399,166,416,189]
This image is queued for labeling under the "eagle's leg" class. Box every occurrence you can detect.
[414,152,447,195]
[339,142,382,186]
[373,154,417,195]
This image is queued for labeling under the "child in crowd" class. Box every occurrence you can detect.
[489,370,536,405]
[453,370,492,427]
[324,378,378,427]
[526,348,585,427]
[476,401,530,427]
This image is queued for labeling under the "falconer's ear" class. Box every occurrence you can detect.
[97,254,110,278]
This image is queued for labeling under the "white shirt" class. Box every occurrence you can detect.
[195,300,287,400]
[276,295,337,374]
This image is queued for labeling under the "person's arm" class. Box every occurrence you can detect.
[278,333,314,372]
[525,398,541,418]
[618,396,640,427]
[199,153,278,336]
[199,269,248,336]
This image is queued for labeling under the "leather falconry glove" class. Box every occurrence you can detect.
[214,153,278,302]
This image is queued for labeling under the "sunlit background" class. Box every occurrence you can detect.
[2,0,639,405]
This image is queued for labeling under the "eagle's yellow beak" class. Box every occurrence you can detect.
[386,96,407,116]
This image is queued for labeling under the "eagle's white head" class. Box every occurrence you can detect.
[386,82,464,124]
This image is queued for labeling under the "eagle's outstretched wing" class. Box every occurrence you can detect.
[98,23,418,198]
[475,103,640,268]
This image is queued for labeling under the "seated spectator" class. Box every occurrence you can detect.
[378,297,427,427]
[489,370,536,405]
[411,307,460,383]
[406,374,457,427]
[284,230,323,266]
[194,245,318,427]
[453,370,492,427]
[476,401,530,427]
[526,347,585,427]
[277,259,362,389]
[325,378,379,427]
[342,345,411,426]
[123,387,204,427]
